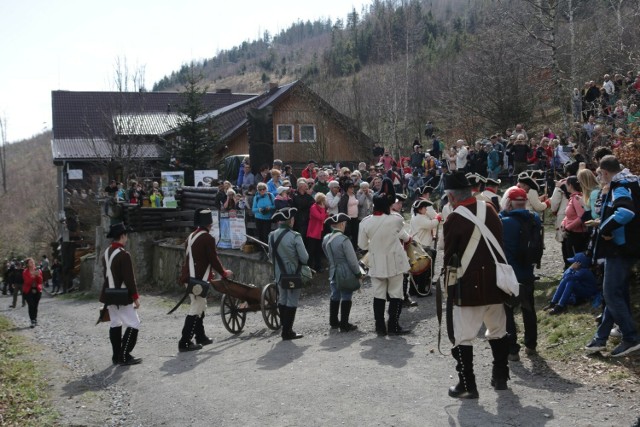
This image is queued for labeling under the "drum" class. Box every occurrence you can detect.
[406,240,432,275]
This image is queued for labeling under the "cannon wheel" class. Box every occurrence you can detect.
[260,282,280,330]
[220,295,246,334]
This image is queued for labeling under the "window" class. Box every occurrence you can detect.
[300,125,316,143]
[277,124,294,143]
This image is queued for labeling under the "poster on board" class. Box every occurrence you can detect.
[217,210,232,249]
[160,171,185,208]
[229,210,246,249]
[194,170,219,187]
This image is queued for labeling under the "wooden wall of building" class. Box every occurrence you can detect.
[225,95,366,165]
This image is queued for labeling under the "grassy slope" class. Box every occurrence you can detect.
[0,316,57,426]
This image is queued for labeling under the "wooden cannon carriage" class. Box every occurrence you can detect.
[210,278,280,334]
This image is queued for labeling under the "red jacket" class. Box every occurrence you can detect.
[23,268,43,294]
[301,167,317,180]
[307,203,328,240]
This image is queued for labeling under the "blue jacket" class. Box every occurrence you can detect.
[252,192,275,220]
[596,170,639,258]
[500,209,540,282]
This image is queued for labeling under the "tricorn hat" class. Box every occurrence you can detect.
[412,199,433,210]
[485,178,501,186]
[416,185,434,195]
[194,208,214,227]
[395,193,408,202]
[442,172,472,190]
[272,207,297,222]
[372,193,390,213]
[465,173,482,187]
[517,172,539,193]
[324,213,350,226]
[106,222,132,239]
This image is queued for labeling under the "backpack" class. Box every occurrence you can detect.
[515,212,543,266]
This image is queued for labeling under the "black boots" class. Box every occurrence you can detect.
[489,336,511,390]
[449,345,479,399]
[109,326,122,365]
[339,300,357,332]
[119,327,142,366]
[373,298,387,336]
[329,300,340,329]
[387,299,411,335]
[179,314,203,352]
[194,313,214,346]
[280,305,303,340]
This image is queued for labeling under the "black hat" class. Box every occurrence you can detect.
[485,178,501,187]
[308,159,316,165]
[412,199,433,210]
[416,185,434,195]
[372,193,390,212]
[465,173,482,187]
[517,172,539,193]
[194,208,214,227]
[442,172,472,190]
[272,207,297,222]
[395,193,408,202]
[324,213,350,226]
[530,170,545,179]
[343,180,355,189]
[106,222,132,239]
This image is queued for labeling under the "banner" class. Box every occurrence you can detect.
[194,170,219,187]
[216,209,246,250]
[160,171,185,208]
[229,209,246,249]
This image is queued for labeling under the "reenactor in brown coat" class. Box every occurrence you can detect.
[178,209,233,352]
[442,172,510,399]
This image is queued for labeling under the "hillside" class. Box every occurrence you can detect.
[152,0,640,153]
[0,131,57,259]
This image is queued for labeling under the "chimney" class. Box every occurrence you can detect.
[216,88,232,94]
[268,83,278,92]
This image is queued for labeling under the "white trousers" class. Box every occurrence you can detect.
[108,304,141,329]
[452,304,506,347]
[371,274,404,300]
[188,294,207,316]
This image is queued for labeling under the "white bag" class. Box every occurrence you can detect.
[456,204,520,297]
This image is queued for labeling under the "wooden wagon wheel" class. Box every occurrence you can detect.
[260,282,280,330]
[220,295,246,334]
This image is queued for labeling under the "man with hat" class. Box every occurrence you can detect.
[482,177,502,212]
[500,187,542,361]
[269,207,309,340]
[391,193,417,307]
[442,171,511,398]
[358,192,412,335]
[100,223,142,366]
[500,172,549,213]
[466,173,489,203]
[178,209,233,352]
[322,213,362,332]
[410,198,442,297]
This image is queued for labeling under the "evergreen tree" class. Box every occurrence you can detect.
[169,66,220,186]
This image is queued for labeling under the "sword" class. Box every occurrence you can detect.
[244,234,269,249]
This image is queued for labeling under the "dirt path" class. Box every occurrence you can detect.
[1,228,638,426]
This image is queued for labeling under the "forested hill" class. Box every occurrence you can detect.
[160,0,638,153]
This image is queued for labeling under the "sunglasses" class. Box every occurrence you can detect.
[258,188,266,191]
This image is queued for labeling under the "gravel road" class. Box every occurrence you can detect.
[1,228,639,427]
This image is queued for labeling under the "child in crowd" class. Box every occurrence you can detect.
[543,252,600,315]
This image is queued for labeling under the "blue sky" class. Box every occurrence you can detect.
[0,0,370,143]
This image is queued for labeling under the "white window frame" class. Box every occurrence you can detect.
[277,124,294,143]
[299,124,317,143]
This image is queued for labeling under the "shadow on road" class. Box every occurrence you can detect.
[158,339,245,376]
[61,365,126,397]
[510,354,582,393]
[256,341,310,370]
[319,330,365,352]
[359,336,414,368]
[445,389,554,426]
